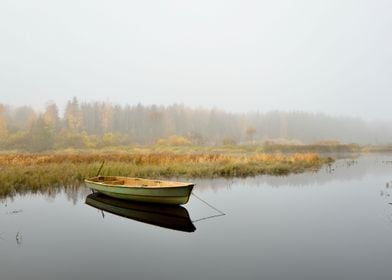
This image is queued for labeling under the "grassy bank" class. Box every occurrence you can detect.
[0,151,332,198]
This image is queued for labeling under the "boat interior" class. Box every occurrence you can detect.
[88,176,192,188]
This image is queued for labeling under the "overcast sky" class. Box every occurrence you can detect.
[1,0,391,119]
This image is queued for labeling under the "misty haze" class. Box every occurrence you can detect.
[1,98,392,152]
[1,1,392,280]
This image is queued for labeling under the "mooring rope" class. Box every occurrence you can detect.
[191,192,226,222]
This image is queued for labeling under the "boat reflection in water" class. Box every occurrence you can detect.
[85,193,196,233]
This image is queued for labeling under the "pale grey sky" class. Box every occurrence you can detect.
[1,0,391,119]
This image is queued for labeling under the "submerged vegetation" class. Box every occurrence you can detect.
[0,150,332,198]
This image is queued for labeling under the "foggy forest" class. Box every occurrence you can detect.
[1,97,391,152]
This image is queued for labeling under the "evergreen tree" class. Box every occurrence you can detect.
[29,116,54,152]
[64,97,82,132]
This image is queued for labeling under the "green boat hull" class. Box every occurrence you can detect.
[84,176,194,205]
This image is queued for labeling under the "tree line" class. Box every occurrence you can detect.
[0,97,391,151]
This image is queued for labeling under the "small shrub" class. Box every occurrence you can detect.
[155,135,192,146]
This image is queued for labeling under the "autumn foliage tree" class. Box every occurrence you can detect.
[1,98,392,151]
[0,104,8,139]
[43,102,60,132]
[245,126,256,143]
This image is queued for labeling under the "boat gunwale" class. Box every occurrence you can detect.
[84,176,194,190]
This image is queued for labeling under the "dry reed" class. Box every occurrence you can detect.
[0,152,333,198]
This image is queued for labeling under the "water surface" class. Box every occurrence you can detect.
[2,155,392,280]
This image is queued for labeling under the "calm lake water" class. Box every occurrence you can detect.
[2,155,392,280]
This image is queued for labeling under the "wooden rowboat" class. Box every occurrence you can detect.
[85,193,196,232]
[84,176,194,205]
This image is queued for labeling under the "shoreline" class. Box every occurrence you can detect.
[0,151,332,198]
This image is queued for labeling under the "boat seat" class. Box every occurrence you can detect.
[105,180,125,185]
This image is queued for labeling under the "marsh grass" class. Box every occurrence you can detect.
[0,151,332,198]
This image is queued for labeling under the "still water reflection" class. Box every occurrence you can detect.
[85,193,196,233]
[2,155,392,280]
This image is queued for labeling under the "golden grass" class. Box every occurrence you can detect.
[0,152,323,165]
[0,152,333,198]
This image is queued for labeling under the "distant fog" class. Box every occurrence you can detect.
[1,99,391,151]
[1,1,392,119]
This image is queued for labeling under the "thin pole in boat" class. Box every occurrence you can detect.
[96,160,105,177]
[91,160,105,194]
